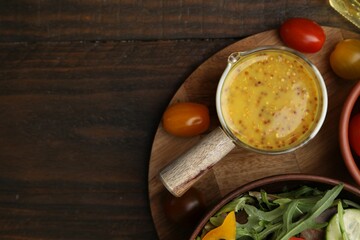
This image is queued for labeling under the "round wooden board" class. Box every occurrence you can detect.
[148,27,360,240]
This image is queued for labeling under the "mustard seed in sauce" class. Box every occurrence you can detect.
[220,50,321,151]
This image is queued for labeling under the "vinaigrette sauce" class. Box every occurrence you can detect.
[220,51,321,151]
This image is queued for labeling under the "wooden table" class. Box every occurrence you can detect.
[0,1,358,239]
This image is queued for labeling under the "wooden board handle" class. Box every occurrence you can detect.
[159,127,236,197]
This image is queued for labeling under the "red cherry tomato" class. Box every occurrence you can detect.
[349,113,360,156]
[163,188,205,227]
[162,102,210,137]
[280,18,325,53]
[289,237,305,240]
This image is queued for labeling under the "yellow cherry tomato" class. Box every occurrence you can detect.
[330,39,360,80]
[162,102,210,137]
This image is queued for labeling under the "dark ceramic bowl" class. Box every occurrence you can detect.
[339,81,360,185]
[189,174,360,240]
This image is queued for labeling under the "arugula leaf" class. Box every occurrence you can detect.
[277,185,322,198]
[261,190,278,210]
[338,201,350,240]
[343,199,360,209]
[216,195,255,216]
[196,184,349,240]
[276,184,344,240]
[283,200,300,233]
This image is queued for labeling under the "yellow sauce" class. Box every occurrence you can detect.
[220,50,321,151]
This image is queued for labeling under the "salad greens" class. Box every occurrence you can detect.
[195,184,360,240]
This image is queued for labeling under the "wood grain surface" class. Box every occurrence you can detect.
[0,1,359,240]
[0,40,233,239]
[148,27,360,240]
[0,1,357,41]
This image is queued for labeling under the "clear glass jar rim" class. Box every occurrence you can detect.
[215,46,328,155]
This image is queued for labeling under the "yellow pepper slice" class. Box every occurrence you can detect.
[202,211,236,240]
